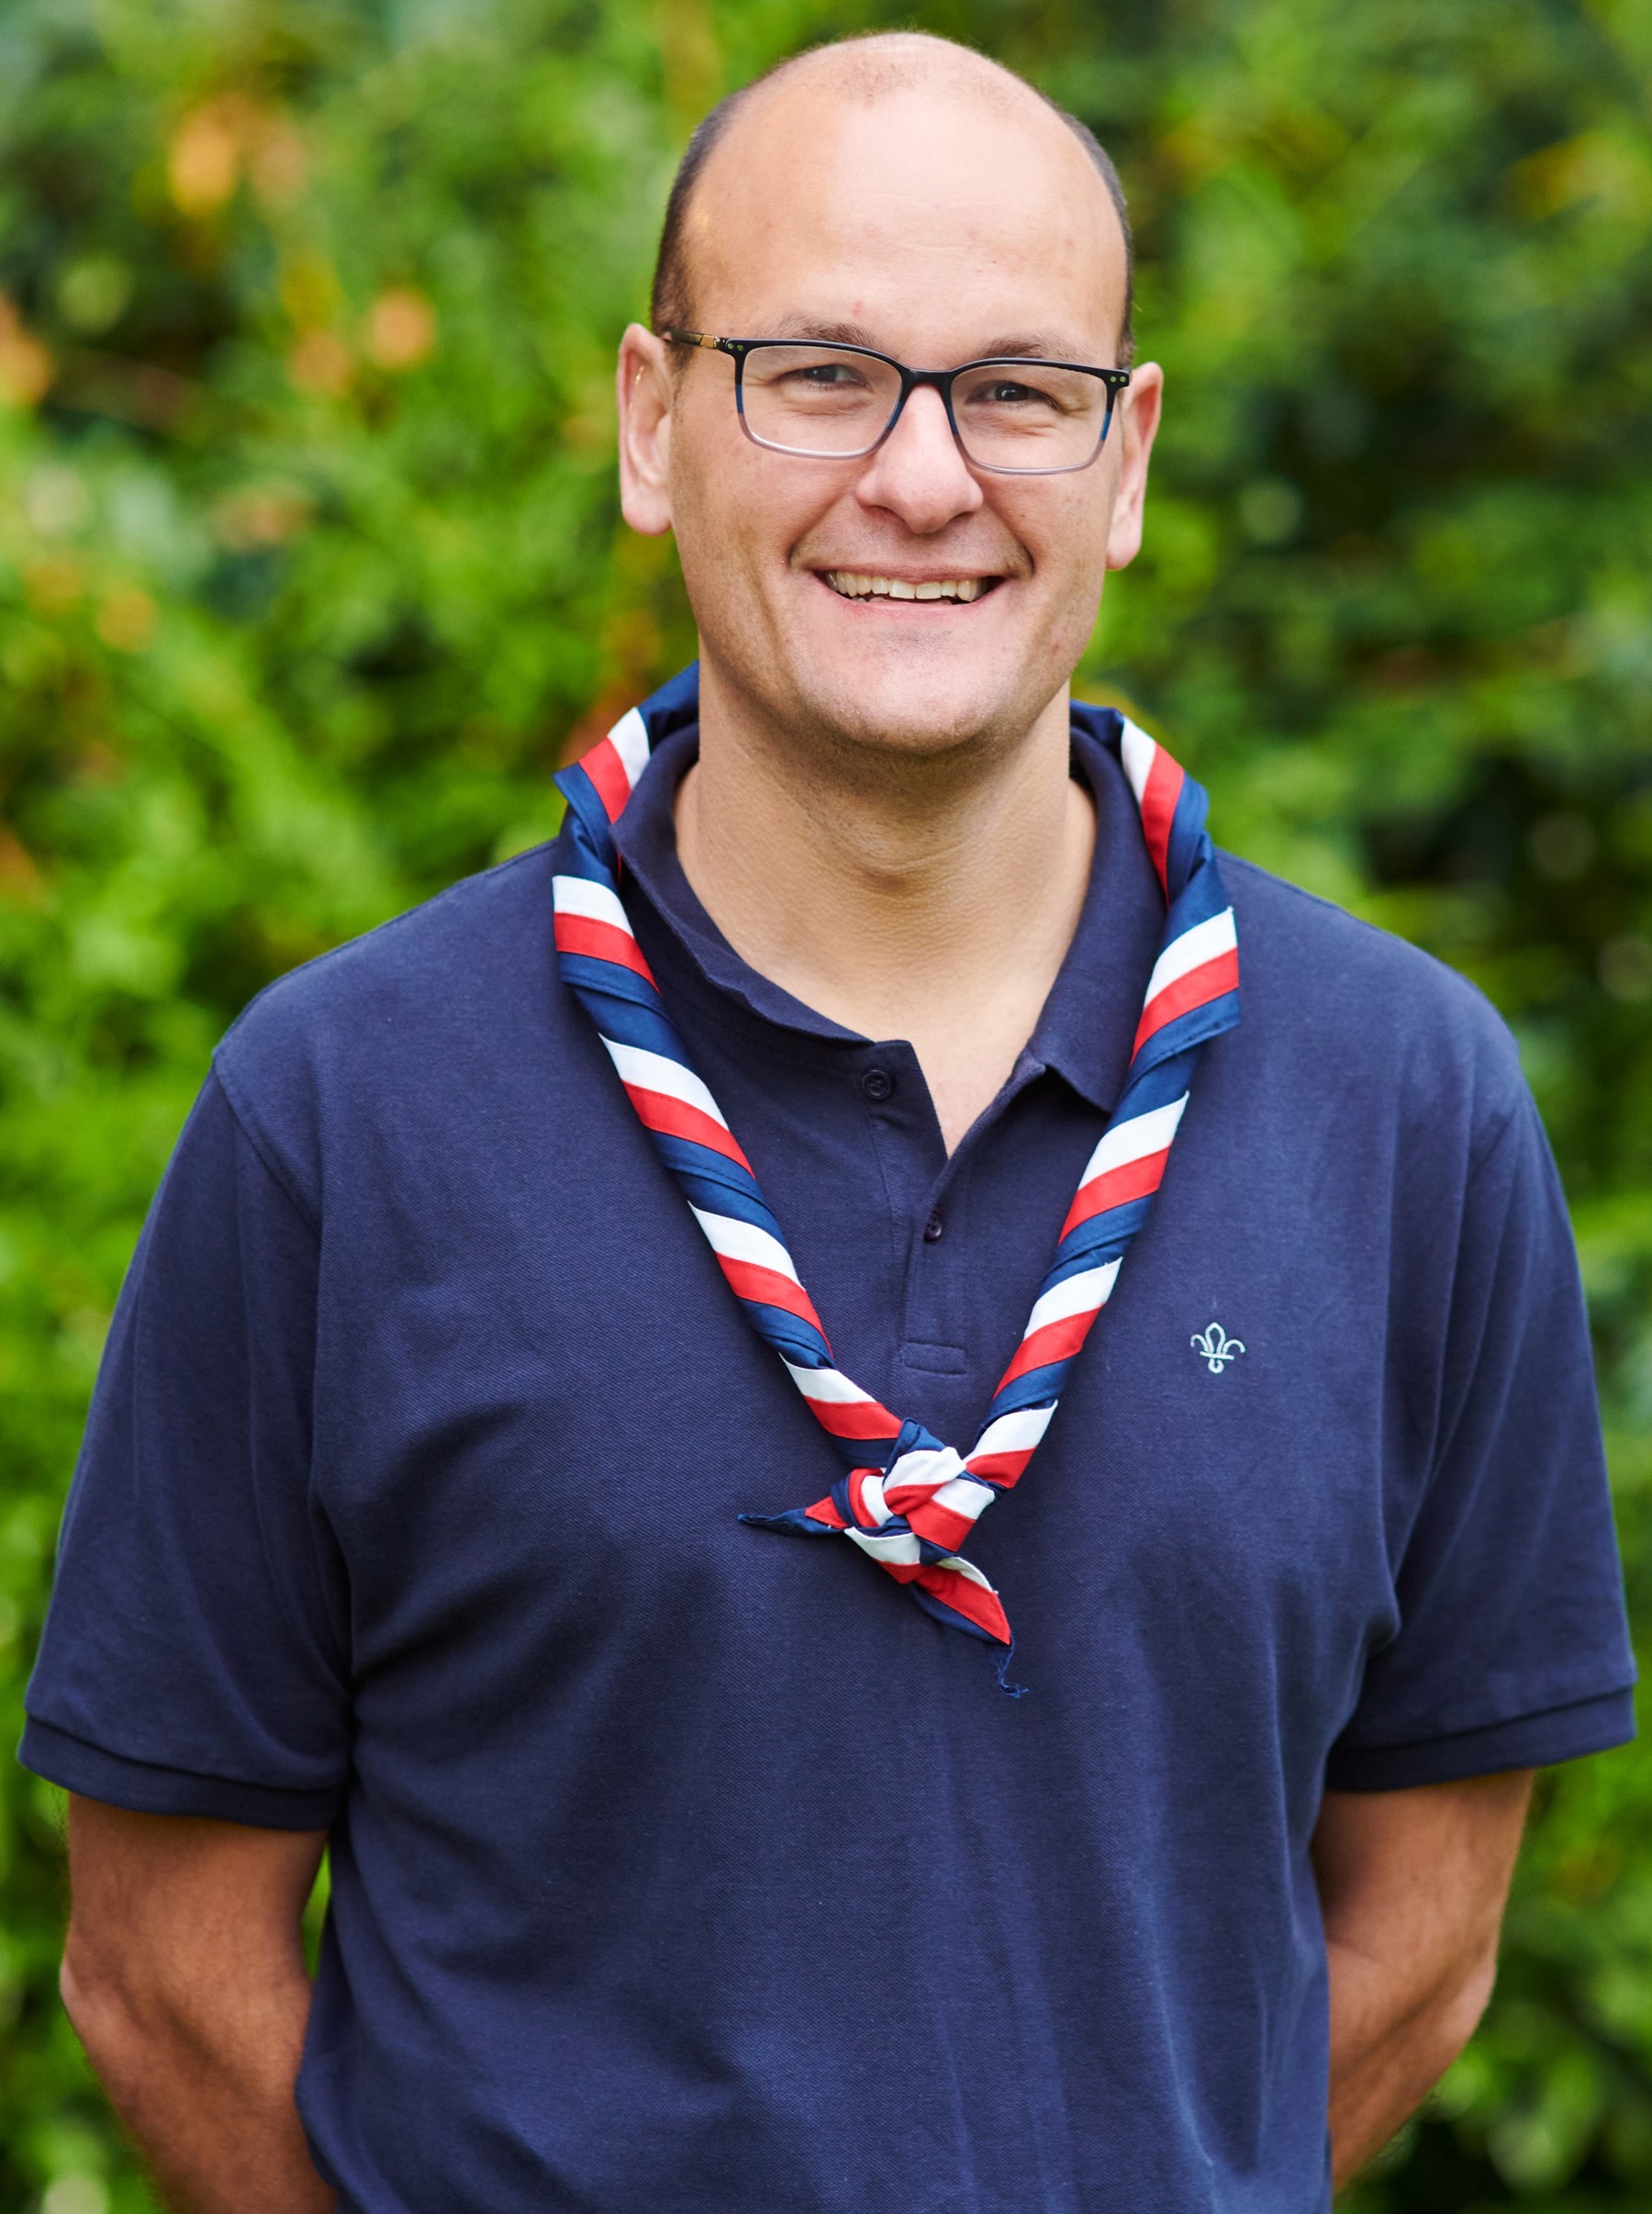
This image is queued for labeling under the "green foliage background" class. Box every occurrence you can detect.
[0,0,1649,2205]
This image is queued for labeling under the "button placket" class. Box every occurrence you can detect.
[899,1130,973,1381]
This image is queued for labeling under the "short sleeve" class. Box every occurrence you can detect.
[20,1069,350,1828]
[1327,1090,1635,1790]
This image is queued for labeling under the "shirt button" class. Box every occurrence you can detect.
[923,1211,944,1243]
[861,1068,894,1101]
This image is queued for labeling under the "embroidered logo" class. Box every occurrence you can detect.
[1190,1323,1245,1374]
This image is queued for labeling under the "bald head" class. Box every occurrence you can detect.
[651,33,1133,362]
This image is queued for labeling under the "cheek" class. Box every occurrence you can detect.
[1016,487,1115,621]
[669,445,764,621]
[666,434,832,669]
[670,435,852,627]
[1017,508,1116,684]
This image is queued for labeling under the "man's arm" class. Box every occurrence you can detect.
[1313,1770,1534,2188]
[61,1795,336,2214]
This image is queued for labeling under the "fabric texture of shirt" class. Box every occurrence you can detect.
[22,703,1635,2214]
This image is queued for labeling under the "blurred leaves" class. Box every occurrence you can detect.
[0,0,1648,2206]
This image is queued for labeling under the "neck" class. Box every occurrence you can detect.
[674,665,1096,1153]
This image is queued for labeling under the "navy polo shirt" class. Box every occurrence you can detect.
[23,702,1635,2214]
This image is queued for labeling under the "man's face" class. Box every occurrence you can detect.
[619,75,1157,764]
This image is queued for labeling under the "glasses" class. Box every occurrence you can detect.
[664,332,1131,476]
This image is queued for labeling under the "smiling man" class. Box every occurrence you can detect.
[21,31,1635,2214]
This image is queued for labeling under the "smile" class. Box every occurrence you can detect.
[820,571,998,604]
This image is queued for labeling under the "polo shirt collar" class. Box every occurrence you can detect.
[609,712,1163,1117]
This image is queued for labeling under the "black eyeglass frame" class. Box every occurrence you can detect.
[664,331,1132,476]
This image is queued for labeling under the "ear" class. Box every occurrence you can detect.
[617,324,675,536]
[1104,363,1164,572]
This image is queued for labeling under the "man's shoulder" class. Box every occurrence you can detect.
[1220,851,1527,1134]
[210,841,569,1172]
[225,841,558,1052]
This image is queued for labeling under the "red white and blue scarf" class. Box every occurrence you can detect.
[553,666,1239,1672]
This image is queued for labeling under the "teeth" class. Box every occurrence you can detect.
[824,572,988,604]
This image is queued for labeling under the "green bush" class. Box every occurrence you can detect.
[1,1,1647,2205]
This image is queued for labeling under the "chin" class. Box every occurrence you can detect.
[785,647,1035,764]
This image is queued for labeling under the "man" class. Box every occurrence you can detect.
[22,31,1634,2214]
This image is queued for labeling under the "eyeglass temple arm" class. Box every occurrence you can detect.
[661,330,729,354]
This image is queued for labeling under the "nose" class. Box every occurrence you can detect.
[853,383,984,533]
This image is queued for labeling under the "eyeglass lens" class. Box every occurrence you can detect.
[738,345,1112,470]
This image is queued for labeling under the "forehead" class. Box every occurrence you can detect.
[686,78,1127,360]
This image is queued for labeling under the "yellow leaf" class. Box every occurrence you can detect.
[364,288,437,373]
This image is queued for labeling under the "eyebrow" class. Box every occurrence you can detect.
[757,316,1101,363]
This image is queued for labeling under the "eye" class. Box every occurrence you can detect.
[960,368,1089,419]
[789,363,866,388]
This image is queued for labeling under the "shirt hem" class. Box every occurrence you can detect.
[18,1716,343,1830]
[1324,1684,1635,1791]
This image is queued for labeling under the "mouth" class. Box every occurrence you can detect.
[818,570,1001,606]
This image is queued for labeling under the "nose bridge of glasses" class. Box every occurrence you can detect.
[880,374,975,466]
[854,376,969,480]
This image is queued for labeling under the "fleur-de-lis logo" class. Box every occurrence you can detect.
[1190,1323,1245,1374]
